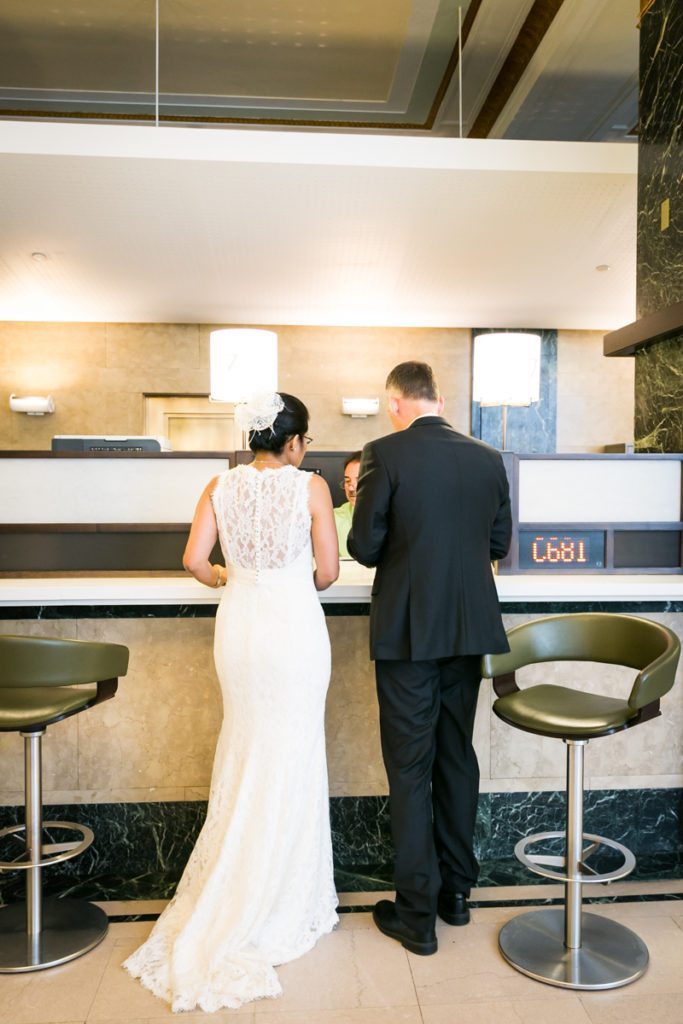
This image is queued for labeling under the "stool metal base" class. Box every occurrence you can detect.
[499,909,648,991]
[0,897,108,972]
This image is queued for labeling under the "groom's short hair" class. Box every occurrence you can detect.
[386,361,439,402]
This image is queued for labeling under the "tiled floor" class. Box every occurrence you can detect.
[2,900,683,1024]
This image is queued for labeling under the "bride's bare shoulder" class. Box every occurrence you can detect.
[307,472,332,508]
[205,469,231,498]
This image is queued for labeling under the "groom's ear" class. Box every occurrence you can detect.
[437,396,445,414]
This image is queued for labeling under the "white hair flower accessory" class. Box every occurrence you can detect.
[234,392,285,434]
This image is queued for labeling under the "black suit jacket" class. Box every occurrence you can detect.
[347,417,512,661]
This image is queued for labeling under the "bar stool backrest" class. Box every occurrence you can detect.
[482,613,680,710]
[0,635,129,688]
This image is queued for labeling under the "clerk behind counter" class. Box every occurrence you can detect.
[333,451,362,559]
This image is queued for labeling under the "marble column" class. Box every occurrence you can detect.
[635,0,683,452]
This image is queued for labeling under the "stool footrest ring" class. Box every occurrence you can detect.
[0,821,94,870]
[514,830,635,884]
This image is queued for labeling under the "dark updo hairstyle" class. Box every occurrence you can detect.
[248,392,309,454]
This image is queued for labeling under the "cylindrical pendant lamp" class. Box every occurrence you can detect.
[209,329,278,403]
[472,331,541,450]
[472,332,541,408]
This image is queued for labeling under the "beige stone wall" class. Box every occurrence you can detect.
[0,321,471,451]
[0,321,635,453]
[556,329,635,453]
[1,612,680,805]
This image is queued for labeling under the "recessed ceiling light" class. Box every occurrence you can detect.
[30,251,48,262]
[595,264,610,272]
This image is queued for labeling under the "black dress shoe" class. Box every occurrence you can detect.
[437,891,470,926]
[372,899,437,956]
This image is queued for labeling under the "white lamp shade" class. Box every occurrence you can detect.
[209,329,278,403]
[472,332,541,407]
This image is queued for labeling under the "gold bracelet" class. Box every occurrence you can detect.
[213,565,223,587]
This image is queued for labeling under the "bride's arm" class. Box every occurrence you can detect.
[182,477,227,588]
[309,474,340,591]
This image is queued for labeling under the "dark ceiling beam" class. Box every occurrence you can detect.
[604,302,683,356]
[467,0,567,139]
[424,0,485,129]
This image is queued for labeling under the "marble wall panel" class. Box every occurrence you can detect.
[0,322,108,449]
[596,611,683,778]
[0,718,80,795]
[2,611,682,803]
[105,323,201,371]
[75,618,222,790]
[0,322,107,370]
[637,0,683,320]
[325,618,387,797]
[634,337,683,452]
[325,618,492,796]
[557,329,635,452]
[2,787,679,905]
[38,388,144,444]
[473,684,492,783]
[634,0,683,452]
[0,399,15,448]
[0,620,82,792]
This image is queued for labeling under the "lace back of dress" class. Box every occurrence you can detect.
[212,466,311,570]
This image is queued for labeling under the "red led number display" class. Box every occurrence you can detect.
[531,536,587,564]
[518,530,605,570]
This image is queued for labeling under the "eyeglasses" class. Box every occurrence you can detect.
[340,479,357,492]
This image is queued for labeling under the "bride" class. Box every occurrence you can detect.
[123,392,340,1012]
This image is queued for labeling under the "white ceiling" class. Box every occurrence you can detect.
[0,120,637,329]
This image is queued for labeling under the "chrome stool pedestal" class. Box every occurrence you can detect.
[0,731,108,972]
[498,908,648,991]
[497,740,648,991]
[0,897,109,973]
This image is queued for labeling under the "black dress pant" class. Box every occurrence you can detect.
[376,655,481,932]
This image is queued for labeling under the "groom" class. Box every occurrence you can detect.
[347,361,511,956]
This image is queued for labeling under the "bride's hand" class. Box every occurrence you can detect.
[212,564,227,587]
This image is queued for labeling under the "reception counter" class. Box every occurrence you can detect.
[2,562,683,607]
[0,565,681,905]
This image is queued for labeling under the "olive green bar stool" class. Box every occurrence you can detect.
[0,634,129,972]
[481,612,680,992]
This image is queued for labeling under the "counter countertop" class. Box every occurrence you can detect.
[1,562,682,605]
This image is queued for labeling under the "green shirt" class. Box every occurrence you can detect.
[333,501,354,559]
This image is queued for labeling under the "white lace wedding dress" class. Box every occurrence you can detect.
[123,464,339,1012]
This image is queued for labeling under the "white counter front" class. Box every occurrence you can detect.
[1,563,682,606]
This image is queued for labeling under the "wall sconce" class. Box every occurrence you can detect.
[341,397,379,418]
[9,393,55,416]
[472,332,541,449]
[209,329,278,403]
